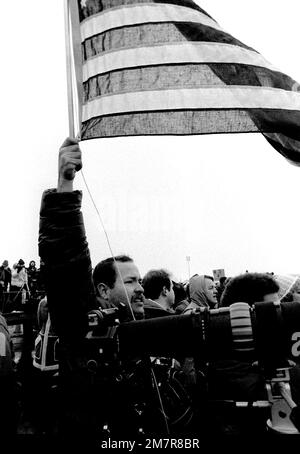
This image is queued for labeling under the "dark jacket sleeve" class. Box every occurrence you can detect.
[39,189,96,344]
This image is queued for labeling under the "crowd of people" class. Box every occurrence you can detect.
[1,137,300,446]
[0,259,44,313]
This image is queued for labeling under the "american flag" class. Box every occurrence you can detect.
[67,0,300,164]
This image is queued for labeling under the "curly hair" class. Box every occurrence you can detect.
[220,272,279,307]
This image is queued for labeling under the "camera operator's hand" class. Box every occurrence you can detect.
[58,137,82,192]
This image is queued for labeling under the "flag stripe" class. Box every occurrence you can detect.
[81,109,300,146]
[82,42,277,82]
[82,87,300,119]
[81,110,259,138]
[82,22,254,62]
[83,64,296,103]
[79,0,214,20]
[80,3,222,42]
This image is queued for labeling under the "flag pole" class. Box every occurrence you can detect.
[63,2,136,321]
[64,0,75,138]
[186,256,191,280]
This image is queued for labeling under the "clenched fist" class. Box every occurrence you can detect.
[58,137,82,192]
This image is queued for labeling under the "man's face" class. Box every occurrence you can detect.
[109,261,145,319]
[205,278,218,305]
[166,279,175,308]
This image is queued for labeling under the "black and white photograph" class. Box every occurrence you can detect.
[1,0,300,450]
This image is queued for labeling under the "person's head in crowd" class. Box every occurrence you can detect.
[172,281,187,304]
[216,276,229,303]
[142,269,175,311]
[220,272,280,307]
[172,281,189,313]
[219,276,228,287]
[15,259,25,273]
[2,260,9,268]
[93,255,144,320]
[28,260,36,269]
[188,274,218,309]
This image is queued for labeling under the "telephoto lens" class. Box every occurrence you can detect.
[117,302,300,364]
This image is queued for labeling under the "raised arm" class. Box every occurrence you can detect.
[57,137,82,192]
[39,138,95,345]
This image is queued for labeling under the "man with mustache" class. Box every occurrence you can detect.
[39,137,194,443]
[93,255,145,322]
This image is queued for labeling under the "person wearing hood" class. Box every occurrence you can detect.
[183,274,218,313]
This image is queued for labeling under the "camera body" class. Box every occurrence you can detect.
[85,302,300,367]
[85,308,120,373]
[83,302,300,435]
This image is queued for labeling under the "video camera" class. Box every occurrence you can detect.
[86,301,300,434]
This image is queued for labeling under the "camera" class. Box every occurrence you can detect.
[85,307,122,369]
[88,307,120,328]
[86,301,300,369]
[85,301,300,435]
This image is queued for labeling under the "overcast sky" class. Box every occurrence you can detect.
[1,1,300,281]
